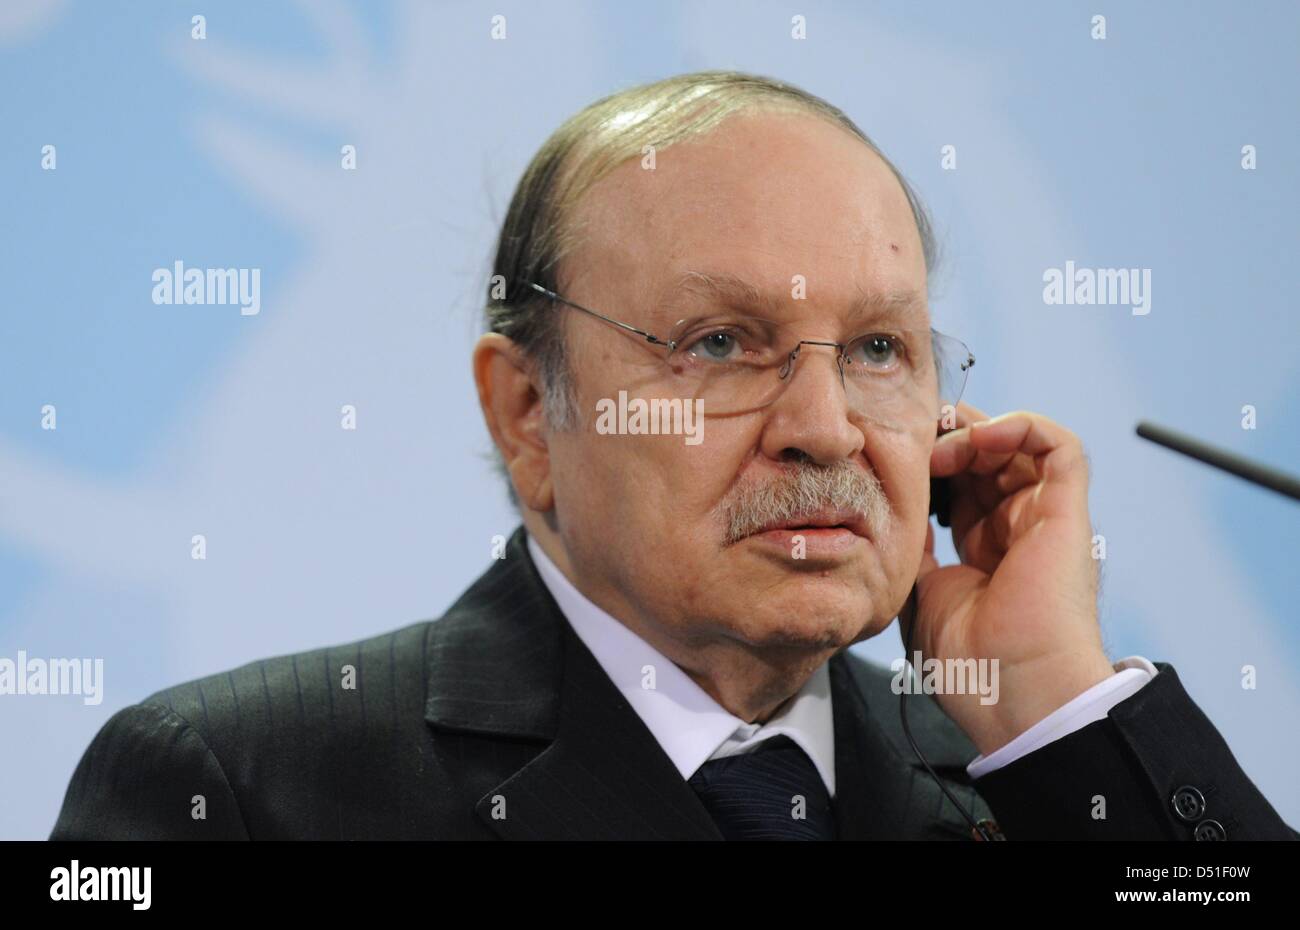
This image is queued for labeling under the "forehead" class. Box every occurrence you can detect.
[564,109,928,322]
[663,269,927,332]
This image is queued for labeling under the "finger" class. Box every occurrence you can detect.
[942,453,1034,548]
[946,410,1075,458]
[972,413,1092,486]
[952,515,1007,575]
[936,410,1084,545]
[932,427,1018,478]
[946,471,983,555]
[931,426,978,477]
[954,493,1023,573]
[984,492,1023,556]
[993,452,1041,498]
[952,401,992,430]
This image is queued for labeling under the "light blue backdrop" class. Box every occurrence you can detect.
[2,0,1297,837]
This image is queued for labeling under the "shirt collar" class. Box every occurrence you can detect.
[526,534,837,797]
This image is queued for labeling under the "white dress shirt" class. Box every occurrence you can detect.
[526,535,1157,797]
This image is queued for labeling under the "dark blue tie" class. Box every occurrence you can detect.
[688,735,837,840]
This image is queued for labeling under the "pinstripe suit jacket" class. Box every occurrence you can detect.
[50,526,1297,840]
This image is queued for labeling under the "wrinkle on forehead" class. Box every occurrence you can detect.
[561,113,929,326]
[653,268,929,332]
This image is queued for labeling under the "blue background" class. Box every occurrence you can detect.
[2,0,1297,837]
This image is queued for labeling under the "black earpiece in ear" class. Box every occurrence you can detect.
[929,476,952,527]
[930,419,955,527]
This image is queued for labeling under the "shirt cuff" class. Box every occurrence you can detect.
[967,655,1158,780]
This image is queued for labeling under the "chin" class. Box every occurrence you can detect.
[847,612,896,647]
[729,594,874,652]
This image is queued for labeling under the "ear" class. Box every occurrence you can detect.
[472,333,554,511]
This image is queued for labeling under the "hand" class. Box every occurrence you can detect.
[899,403,1116,757]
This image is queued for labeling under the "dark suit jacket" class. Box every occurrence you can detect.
[50,526,1298,840]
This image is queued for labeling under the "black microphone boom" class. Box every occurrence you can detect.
[1136,421,1300,503]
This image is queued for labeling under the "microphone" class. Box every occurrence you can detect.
[1136,421,1300,503]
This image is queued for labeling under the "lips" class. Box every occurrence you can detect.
[751,509,871,540]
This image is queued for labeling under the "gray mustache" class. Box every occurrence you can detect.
[719,460,891,545]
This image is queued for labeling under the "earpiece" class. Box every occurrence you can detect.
[929,417,956,526]
[929,477,952,527]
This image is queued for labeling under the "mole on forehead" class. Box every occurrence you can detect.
[665,269,925,320]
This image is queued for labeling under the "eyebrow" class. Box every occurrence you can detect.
[668,270,926,324]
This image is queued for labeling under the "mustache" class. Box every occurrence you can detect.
[717,459,891,545]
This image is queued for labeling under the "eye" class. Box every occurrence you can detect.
[846,334,904,371]
[682,329,743,361]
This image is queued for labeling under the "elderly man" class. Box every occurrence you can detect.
[52,71,1295,841]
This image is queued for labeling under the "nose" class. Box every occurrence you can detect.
[758,342,865,466]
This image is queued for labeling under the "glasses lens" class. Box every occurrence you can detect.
[665,315,789,416]
[931,330,975,413]
[662,317,973,429]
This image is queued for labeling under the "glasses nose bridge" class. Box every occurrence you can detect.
[779,338,847,387]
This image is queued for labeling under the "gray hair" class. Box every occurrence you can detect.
[484,70,937,507]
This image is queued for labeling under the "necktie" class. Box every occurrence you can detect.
[688,734,837,840]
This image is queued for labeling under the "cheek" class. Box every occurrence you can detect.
[554,428,718,536]
[672,418,764,522]
[649,427,751,532]
[548,434,609,525]
[585,419,759,556]
[865,428,932,550]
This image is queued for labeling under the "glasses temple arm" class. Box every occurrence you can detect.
[528,283,675,349]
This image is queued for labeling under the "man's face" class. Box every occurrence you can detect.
[543,109,934,658]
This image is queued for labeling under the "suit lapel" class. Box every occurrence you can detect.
[426,525,981,840]
[830,651,988,840]
[829,652,921,840]
[424,526,722,840]
[478,623,724,839]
